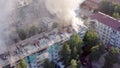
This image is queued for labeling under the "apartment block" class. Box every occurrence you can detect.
[90,12,120,48]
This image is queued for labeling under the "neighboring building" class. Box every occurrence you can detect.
[81,0,103,10]
[90,12,120,48]
[77,25,88,39]
[110,0,120,4]
[24,48,48,68]
[81,0,120,11]
[47,43,60,62]
[41,17,54,30]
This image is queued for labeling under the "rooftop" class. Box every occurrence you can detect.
[0,27,73,67]
[90,12,120,31]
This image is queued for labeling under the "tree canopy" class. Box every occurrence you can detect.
[99,0,120,19]
[28,26,39,37]
[16,59,27,68]
[90,44,105,61]
[103,47,120,68]
[16,29,27,40]
[43,59,55,68]
[83,30,99,47]
[60,34,83,67]
[52,22,59,29]
[60,44,71,66]
[70,59,77,68]
[69,34,83,59]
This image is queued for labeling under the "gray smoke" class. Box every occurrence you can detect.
[0,0,17,53]
[0,0,52,54]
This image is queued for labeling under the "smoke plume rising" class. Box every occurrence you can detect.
[0,0,17,54]
[0,0,85,54]
[0,0,51,54]
[45,0,84,25]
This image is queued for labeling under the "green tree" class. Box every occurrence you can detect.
[16,59,27,68]
[90,43,105,61]
[60,44,71,66]
[99,43,105,54]
[52,22,58,28]
[69,34,83,56]
[100,0,120,18]
[71,46,78,59]
[43,59,50,68]
[28,26,39,37]
[118,5,120,14]
[90,45,100,61]
[77,60,81,68]
[103,47,119,68]
[109,3,115,16]
[100,0,111,15]
[114,6,119,12]
[69,34,83,47]
[75,34,83,56]
[43,59,55,68]
[60,34,83,67]
[16,29,27,40]
[83,30,99,47]
[113,12,120,19]
[68,34,76,47]
[50,61,55,68]
[110,47,120,54]
[38,23,45,33]
[70,59,77,68]
[39,22,48,32]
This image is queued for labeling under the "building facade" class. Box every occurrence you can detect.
[90,12,120,48]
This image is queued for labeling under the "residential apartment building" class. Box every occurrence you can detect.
[1,26,73,68]
[90,12,120,48]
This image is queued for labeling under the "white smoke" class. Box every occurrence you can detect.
[0,0,50,54]
[45,0,84,25]
[0,0,85,54]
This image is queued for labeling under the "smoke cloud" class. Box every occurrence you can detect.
[0,0,85,54]
[0,0,52,54]
[45,0,84,25]
[0,0,17,54]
